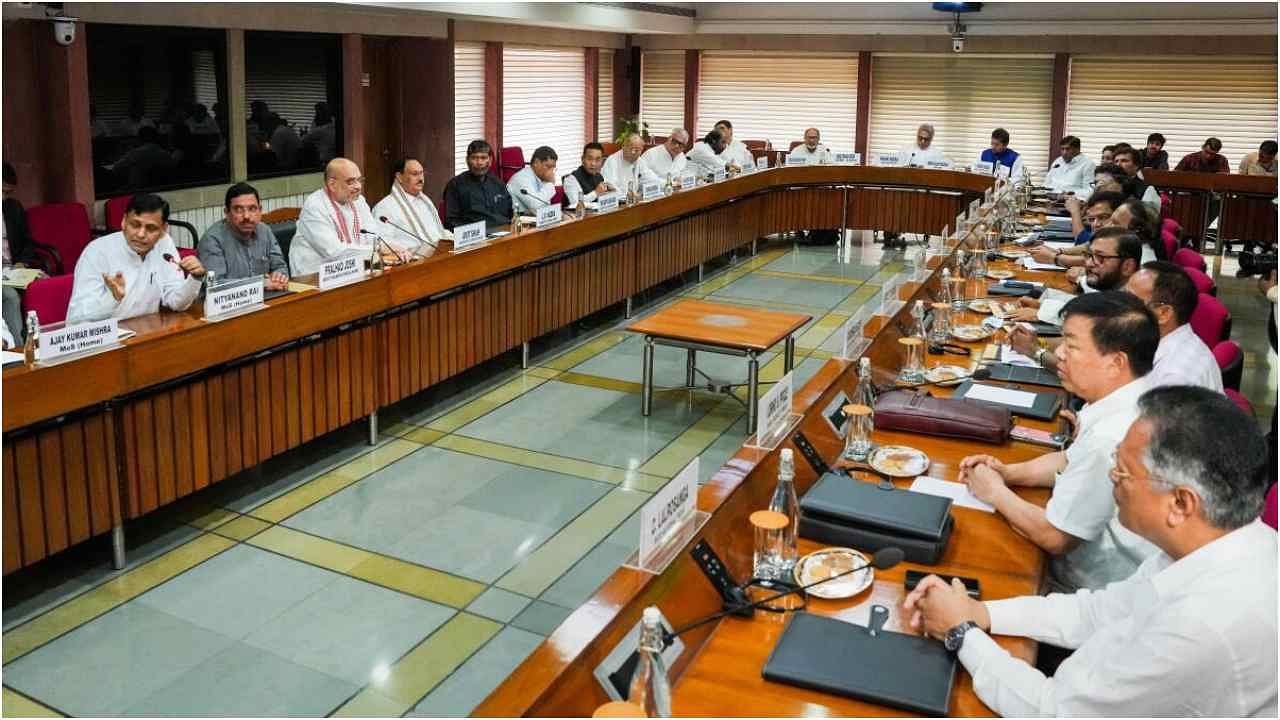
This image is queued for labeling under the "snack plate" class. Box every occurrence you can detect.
[986,269,1016,280]
[868,444,930,478]
[968,299,993,314]
[794,547,873,600]
[926,364,970,386]
[951,324,995,342]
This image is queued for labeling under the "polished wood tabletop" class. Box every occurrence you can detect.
[626,299,811,352]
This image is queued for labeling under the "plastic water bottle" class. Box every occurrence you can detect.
[628,607,672,718]
[767,448,799,579]
[22,310,38,365]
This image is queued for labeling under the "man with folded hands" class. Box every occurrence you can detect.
[905,385,1275,717]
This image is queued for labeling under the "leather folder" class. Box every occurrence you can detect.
[799,473,954,564]
[984,361,1064,388]
[763,610,956,717]
[952,379,1061,421]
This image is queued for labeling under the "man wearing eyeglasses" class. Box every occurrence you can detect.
[1124,261,1223,392]
[198,182,289,291]
[637,129,690,182]
[291,157,409,276]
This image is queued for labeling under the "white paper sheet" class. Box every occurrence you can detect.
[1,350,24,365]
[1042,240,1075,250]
[909,476,995,513]
[1001,348,1041,367]
[965,382,1038,409]
[1022,257,1067,271]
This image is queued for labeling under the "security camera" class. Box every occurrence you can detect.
[51,16,77,46]
[951,35,965,53]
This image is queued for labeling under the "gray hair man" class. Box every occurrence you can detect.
[638,128,690,181]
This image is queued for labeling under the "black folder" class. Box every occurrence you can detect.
[762,611,957,716]
[799,473,954,564]
[983,361,1064,388]
[1027,321,1063,337]
[952,379,1060,420]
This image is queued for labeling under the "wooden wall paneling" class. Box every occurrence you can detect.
[684,49,700,136]
[36,430,69,555]
[362,326,378,418]
[171,385,195,499]
[253,360,272,465]
[382,314,399,405]
[153,391,177,507]
[485,42,504,161]
[237,365,259,470]
[1048,53,1070,172]
[323,338,341,434]
[4,443,21,573]
[190,380,212,492]
[14,436,45,565]
[337,333,353,428]
[133,398,160,517]
[207,374,228,482]
[223,366,244,478]
[424,302,440,388]
[409,308,423,396]
[1221,194,1278,246]
[585,47,599,143]
[298,344,315,444]
[59,424,91,546]
[343,34,367,170]
[82,413,116,535]
[270,355,288,457]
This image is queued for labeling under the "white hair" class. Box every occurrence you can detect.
[918,123,935,137]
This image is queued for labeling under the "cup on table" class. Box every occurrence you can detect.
[897,336,926,383]
[842,403,874,462]
[751,509,791,582]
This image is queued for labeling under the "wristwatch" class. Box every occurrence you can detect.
[1034,347,1049,366]
[1052,251,1064,267]
[943,620,979,652]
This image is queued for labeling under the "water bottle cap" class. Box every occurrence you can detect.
[643,606,662,625]
[781,448,793,462]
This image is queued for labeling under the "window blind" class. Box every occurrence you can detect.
[1067,56,1278,170]
[641,51,686,137]
[695,51,858,151]
[454,41,486,176]
[503,45,587,165]
[868,54,1054,175]
[598,50,615,142]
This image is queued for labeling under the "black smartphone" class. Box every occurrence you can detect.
[905,569,981,599]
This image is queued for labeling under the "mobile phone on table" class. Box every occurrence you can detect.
[905,570,981,599]
[1010,425,1068,449]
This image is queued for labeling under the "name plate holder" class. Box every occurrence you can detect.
[925,159,952,170]
[968,198,980,219]
[535,203,563,229]
[746,370,803,452]
[756,156,770,170]
[623,457,712,576]
[841,305,874,361]
[597,191,620,212]
[928,224,949,259]
[877,273,907,317]
[203,276,266,323]
[452,219,488,253]
[640,181,663,201]
[972,160,994,175]
[35,318,125,366]
[679,173,697,191]
[712,167,727,183]
[874,152,901,167]
[833,151,861,166]
[784,153,809,167]
[319,251,367,290]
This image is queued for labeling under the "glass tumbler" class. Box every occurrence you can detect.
[751,510,792,582]
[897,336,926,383]
[842,403,874,462]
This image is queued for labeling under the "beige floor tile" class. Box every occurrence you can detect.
[347,554,485,609]
[540,332,627,372]
[247,526,370,574]
[362,613,500,707]
[210,514,271,542]
[2,688,62,717]
[427,375,554,432]
[639,399,744,478]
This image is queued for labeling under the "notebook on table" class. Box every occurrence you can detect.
[952,379,1060,420]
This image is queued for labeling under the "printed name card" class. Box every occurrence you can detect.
[597,192,620,212]
[785,153,808,167]
[319,252,366,290]
[454,219,486,251]
[37,318,120,363]
[739,160,755,175]
[757,370,795,447]
[833,151,861,165]
[995,164,1011,180]
[638,456,699,567]
[756,156,770,170]
[972,160,994,175]
[712,167,727,183]
[641,181,663,201]
[925,159,951,170]
[968,198,980,219]
[204,277,265,321]
[875,152,901,167]
[680,173,696,190]
[841,306,873,360]
[535,203,563,228]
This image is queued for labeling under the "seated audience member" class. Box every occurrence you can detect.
[443,139,514,231]
[685,129,733,177]
[104,126,177,189]
[1239,140,1278,176]
[1175,137,1231,173]
[898,123,948,167]
[198,182,288,290]
[958,292,1160,593]
[269,115,302,170]
[67,194,205,323]
[185,103,220,136]
[905,385,1275,717]
[790,127,829,164]
[1111,146,1162,214]
[291,158,407,275]
[639,129,690,181]
[372,158,451,256]
[1043,135,1095,197]
[1019,226,1144,327]
[1099,144,1116,164]
[602,133,656,193]
[3,162,55,274]
[302,102,337,163]
[1139,132,1169,170]
[561,143,613,208]
[714,120,755,169]
[508,145,558,214]
[1029,190,1126,268]
[978,127,1023,177]
[1110,198,1164,262]
[1125,261,1223,392]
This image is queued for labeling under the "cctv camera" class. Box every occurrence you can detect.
[51,17,77,46]
[951,35,965,53]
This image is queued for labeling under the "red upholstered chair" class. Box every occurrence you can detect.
[550,186,566,207]
[1183,266,1216,296]
[788,140,803,152]
[26,202,92,275]
[1160,229,1178,261]
[743,139,771,152]
[21,274,74,326]
[104,195,133,233]
[1263,484,1277,530]
[1189,293,1231,347]
[437,195,447,226]
[1173,247,1207,273]
[1213,340,1244,391]
[1161,217,1181,241]
[498,147,525,183]
[1225,388,1254,417]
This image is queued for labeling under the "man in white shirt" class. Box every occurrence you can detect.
[507,145,558,214]
[685,129,735,178]
[372,157,452,258]
[959,292,1161,593]
[1112,145,1162,215]
[638,129,689,182]
[1043,135,1096,198]
[290,157,407,276]
[906,385,1275,717]
[714,120,755,170]
[790,127,829,164]
[602,134,655,194]
[897,123,948,168]
[562,143,613,208]
[1016,227,1143,327]
[67,194,205,324]
[1125,261,1223,392]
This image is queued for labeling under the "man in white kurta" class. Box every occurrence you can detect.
[602,134,656,193]
[507,145,558,214]
[897,123,949,167]
[371,158,452,259]
[291,158,405,276]
[67,195,205,324]
[1125,263,1224,392]
[905,385,1276,717]
[638,130,689,182]
[714,120,755,169]
[685,130,731,178]
[1043,135,1096,198]
[789,127,829,164]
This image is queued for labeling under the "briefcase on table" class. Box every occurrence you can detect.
[874,389,1012,445]
[799,472,954,564]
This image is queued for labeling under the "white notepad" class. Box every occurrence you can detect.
[909,476,995,513]
[965,383,1038,409]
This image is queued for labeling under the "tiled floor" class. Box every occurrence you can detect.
[4,237,1274,718]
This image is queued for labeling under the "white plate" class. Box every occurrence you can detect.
[794,547,873,599]
[868,445,930,478]
[926,364,970,386]
[986,269,1016,281]
[951,324,994,342]
[968,299,994,314]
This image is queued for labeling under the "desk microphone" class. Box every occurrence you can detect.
[358,229,404,266]
[519,188,552,207]
[378,215,438,251]
[161,253,189,278]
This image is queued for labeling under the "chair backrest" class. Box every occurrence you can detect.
[1225,388,1254,418]
[550,186,566,207]
[498,146,526,183]
[601,142,620,156]
[21,274,75,325]
[788,140,803,152]
[1161,217,1182,240]
[1159,191,1173,221]
[1213,340,1244,390]
[105,195,133,232]
[1263,483,1277,530]
[269,220,296,270]
[1189,292,1231,346]
[1182,266,1216,296]
[261,207,301,224]
[743,139,771,151]
[1160,229,1178,260]
[26,202,92,275]
[1173,247,1207,273]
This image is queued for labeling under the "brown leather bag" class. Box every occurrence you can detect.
[873,389,1012,444]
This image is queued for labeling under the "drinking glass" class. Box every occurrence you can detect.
[897,336,926,383]
[751,510,791,582]
[929,302,952,345]
[842,403,874,462]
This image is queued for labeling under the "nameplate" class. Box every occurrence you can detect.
[38,318,119,363]
[757,370,795,447]
[968,198,980,218]
[955,212,965,234]
[973,160,994,175]
[638,456,699,567]
[454,219,487,251]
[739,160,755,175]
[833,151,861,166]
[598,192,620,212]
[680,173,696,190]
[875,152,901,167]
[785,153,808,167]
[536,203,563,228]
[841,306,872,361]
[712,167,727,183]
[995,164,1011,180]
[926,159,952,170]
[319,252,366,290]
[984,186,994,205]
[756,156,769,170]
[641,181,663,201]
[204,277,265,321]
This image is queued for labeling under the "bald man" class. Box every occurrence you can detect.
[291,158,408,276]
[790,127,829,164]
[602,133,658,194]
[638,129,689,182]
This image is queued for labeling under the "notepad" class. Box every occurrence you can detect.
[1022,257,1066,271]
[2,350,24,366]
[909,476,995,513]
[2,268,43,289]
[964,383,1037,409]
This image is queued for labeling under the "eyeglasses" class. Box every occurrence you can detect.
[1086,251,1122,264]
[1109,449,1175,489]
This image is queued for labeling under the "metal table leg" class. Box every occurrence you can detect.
[368,410,378,445]
[112,524,126,570]
[746,351,760,435]
[784,336,796,373]
[686,348,696,388]
[642,337,655,416]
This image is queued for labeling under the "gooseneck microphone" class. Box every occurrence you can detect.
[378,215,438,250]
[162,253,189,278]
[519,188,552,206]
[359,229,404,266]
